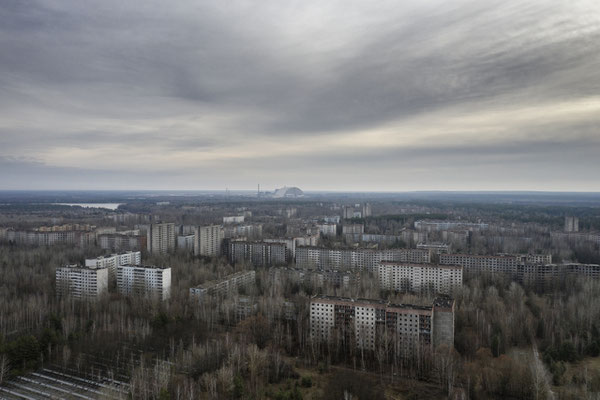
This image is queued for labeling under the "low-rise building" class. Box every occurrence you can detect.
[190,270,256,301]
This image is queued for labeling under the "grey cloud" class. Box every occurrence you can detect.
[0,0,599,189]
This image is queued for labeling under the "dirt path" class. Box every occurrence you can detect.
[532,344,555,400]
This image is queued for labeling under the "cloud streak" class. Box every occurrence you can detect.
[0,0,599,190]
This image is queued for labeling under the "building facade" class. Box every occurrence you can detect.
[190,270,256,301]
[56,264,108,300]
[177,234,195,252]
[416,243,451,255]
[310,296,454,353]
[117,265,171,300]
[414,220,488,232]
[85,251,141,279]
[194,225,224,256]
[228,240,288,267]
[295,247,430,271]
[378,262,462,295]
[147,223,176,255]
[98,233,146,252]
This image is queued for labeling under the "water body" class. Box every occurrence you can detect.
[54,203,122,210]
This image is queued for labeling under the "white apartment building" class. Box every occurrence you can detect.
[56,264,108,300]
[147,223,176,255]
[378,262,463,295]
[194,225,224,257]
[117,265,171,300]
[85,251,141,279]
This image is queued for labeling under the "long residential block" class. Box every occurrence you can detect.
[190,270,256,301]
[296,247,430,271]
[229,240,288,267]
[310,296,454,353]
[378,262,462,295]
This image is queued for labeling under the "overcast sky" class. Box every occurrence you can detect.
[1,0,599,191]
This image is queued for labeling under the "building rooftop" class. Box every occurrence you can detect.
[378,262,462,270]
[120,264,170,270]
[311,295,450,311]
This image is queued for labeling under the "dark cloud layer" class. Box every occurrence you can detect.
[0,0,599,190]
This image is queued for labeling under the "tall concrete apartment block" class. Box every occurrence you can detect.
[565,216,579,232]
[378,262,462,295]
[117,265,171,300]
[85,251,141,279]
[310,296,454,353]
[147,223,176,255]
[56,264,108,300]
[194,225,224,257]
[296,247,430,271]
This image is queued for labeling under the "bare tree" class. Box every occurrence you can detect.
[0,354,9,385]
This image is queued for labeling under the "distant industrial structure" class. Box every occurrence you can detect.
[272,186,304,198]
